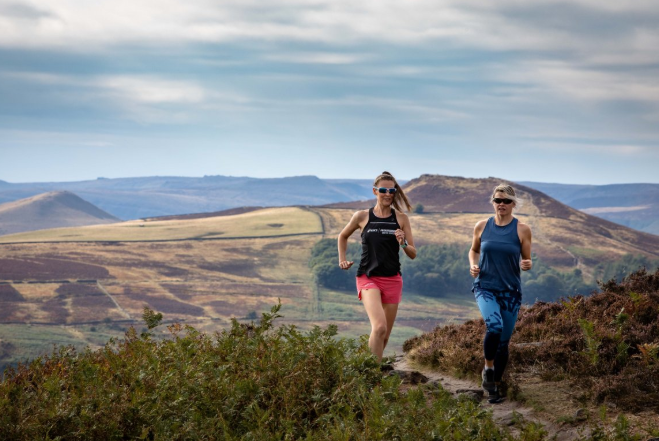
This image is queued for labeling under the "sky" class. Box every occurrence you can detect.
[1,0,658,185]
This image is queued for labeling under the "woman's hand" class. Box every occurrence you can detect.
[339,260,354,270]
[470,265,480,278]
[521,259,532,271]
[395,229,406,245]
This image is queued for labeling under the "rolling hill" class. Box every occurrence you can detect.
[0,191,120,237]
[520,181,659,235]
[0,175,375,220]
[325,174,659,275]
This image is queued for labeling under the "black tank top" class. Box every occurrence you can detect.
[356,207,401,277]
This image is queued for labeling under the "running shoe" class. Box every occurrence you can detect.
[481,368,495,393]
[487,385,505,404]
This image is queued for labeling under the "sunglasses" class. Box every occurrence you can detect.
[374,187,397,194]
[492,198,514,205]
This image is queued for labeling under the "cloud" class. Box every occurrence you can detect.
[0,0,656,56]
[504,61,659,103]
[264,52,365,64]
[96,76,206,104]
[0,2,52,19]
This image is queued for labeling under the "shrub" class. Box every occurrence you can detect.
[0,303,519,440]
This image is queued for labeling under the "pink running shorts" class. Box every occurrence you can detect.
[356,274,403,304]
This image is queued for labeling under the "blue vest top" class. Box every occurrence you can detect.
[474,217,522,293]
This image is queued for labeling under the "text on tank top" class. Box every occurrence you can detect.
[357,207,401,277]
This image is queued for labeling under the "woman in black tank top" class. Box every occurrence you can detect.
[338,171,417,361]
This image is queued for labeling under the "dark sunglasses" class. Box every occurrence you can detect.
[492,198,514,205]
[374,187,397,194]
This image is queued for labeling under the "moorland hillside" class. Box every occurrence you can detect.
[0,191,119,236]
[521,181,659,235]
[404,268,659,435]
[324,174,659,275]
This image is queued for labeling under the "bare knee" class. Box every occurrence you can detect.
[371,323,388,340]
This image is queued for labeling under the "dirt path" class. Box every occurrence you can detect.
[97,281,131,319]
[394,357,587,441]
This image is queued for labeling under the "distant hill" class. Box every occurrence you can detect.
[326,174,659,269]
[0,191,120,236]
[0,176,375,220]
[519,181,659,235]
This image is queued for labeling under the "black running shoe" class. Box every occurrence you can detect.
[481,368,495,393]
[487,386,505,404]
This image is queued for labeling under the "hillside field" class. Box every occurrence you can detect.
[0,206,478,371]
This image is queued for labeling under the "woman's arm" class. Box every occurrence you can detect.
[395,212,416,259]
[519,222,533,271]
[338,211,365,270]
[469,220,486,278]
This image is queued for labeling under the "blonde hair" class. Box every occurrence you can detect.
[374,171,412,212]
[491,184,523,209]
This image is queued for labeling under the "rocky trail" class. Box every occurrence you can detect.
[391,357,589,441]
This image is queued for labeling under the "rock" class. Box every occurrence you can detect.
[496,412,517,426]
[574,408,588,421]
[455,388,484,397]
[428,380,442,389]
[457,391,482,403]
[389,370,429,385]
[380,363,394,373]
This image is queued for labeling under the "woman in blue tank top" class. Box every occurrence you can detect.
[469,184,533,403]
[338,171,417,361]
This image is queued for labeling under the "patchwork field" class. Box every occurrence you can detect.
[0,207,479,371]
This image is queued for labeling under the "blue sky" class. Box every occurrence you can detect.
[1,0,658,184]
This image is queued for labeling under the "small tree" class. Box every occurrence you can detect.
[413,203,424,214]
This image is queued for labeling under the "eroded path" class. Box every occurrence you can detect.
[394,357,587,441]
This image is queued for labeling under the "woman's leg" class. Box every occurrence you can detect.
[474,287,503,397]
[361,288,389,361]
[493,291,521,382]
[382,302,400,352]
[474,288,504,365]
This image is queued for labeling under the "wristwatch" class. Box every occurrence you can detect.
[401,240,408,248]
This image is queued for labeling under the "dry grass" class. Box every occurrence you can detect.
[404,268,659,436]
[0,207,322,243]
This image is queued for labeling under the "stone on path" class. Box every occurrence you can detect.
[389,370,429,385]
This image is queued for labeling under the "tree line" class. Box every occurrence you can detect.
[309,238,659,303]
